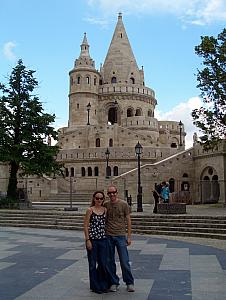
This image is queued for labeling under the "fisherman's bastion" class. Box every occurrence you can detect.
[0,14,225,208]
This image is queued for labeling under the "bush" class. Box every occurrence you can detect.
[0,196,19,209]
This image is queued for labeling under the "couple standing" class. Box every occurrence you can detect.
[84,185,135,294]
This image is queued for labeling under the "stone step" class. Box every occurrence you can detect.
[1,210,226,240]
[2,216,226,229]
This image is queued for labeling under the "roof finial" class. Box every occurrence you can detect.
[118,12,122,19]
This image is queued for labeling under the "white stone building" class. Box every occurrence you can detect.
[1,14,225,207]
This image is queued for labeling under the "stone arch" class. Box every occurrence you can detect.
[111,76,117,83]
[130,77,135,84]
[86,75,90,84]
[70,167,74,177]
[88,167,92,176]
[105,101,121,125]
[76,75,81,84]
[113,166,118,176]
[170,137,178,148]
[148,110,152,117]
[169,178,175,193]
[127,107,134,117]
[200,167,220,203]
[94,166,99,176]
[135,108,142,116]
[96,138,100,147]
[81,167,85,177]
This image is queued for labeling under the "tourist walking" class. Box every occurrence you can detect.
[84,191,110,294]
[161,181,170,203]
[152,182,162,213]
[104,185,135,292]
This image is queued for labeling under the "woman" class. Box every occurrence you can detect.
[84,190,110,294]
[161,181,170,203]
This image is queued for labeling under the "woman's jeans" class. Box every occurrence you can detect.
[106,235,134,285]
[87,239,109,292]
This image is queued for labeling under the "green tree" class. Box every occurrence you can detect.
[192,28,226,149]
[0,60,63,200]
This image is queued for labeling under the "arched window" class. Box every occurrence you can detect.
[169,178,175,192]
[70,167,74,177]
[88,167,92,176]
[108,107,117,124]
[77,76,80,84]
[130,77,135,84]
[81,167,85,177]
[183,173,188,177]
[94,77,97,85]
[111,77,117,83]
[86,76,90,84]
[109,138,113,147]
[96,138,100,147]
[94,167,99,176]
[127,108,133,117]
[148,110,152,117]
[65,168,69,177]
[113,166,118,176]
[171,143,177,148]
[106,166,111,177]
[135,108,142,116]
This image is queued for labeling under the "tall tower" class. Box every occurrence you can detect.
[68,33,100,127]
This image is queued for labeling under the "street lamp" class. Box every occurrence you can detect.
[179,120,183,147]
[105,148,110,178]
[135,141,143,212]
[87,102,91,125]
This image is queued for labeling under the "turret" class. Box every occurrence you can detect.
[68,33,100,127]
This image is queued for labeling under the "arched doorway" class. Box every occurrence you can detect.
[108,107,117,124]
[200,167,220,203]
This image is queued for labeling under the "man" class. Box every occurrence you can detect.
[104,185,135,292]
[152,182,162,213]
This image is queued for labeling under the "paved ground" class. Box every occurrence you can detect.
[1,223,226,300]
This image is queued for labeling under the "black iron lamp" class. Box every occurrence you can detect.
[135,141,143,212]
[86,102,91,125]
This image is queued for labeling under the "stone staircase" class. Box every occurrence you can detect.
[0,209,226,240]
[32,192,92,209]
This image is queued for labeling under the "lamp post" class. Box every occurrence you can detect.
[87,102,91,125]
[135,141,143,212]
[179,120,183,147]
[105,148,110,178]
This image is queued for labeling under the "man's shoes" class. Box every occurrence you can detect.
[127,284,135,292]
[109,284,118,292]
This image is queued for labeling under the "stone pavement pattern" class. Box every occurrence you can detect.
[0,227,226,300]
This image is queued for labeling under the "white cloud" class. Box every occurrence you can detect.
[86,0,226,25]
[3,41,17,61]
[83,17,109,28]
[155,96,202,149]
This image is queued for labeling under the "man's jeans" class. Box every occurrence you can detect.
[106,235,134,285]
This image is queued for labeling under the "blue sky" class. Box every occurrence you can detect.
[0,0,225,148]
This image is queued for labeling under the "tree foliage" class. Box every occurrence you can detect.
[192,28,226,149]
[0,60,63,200]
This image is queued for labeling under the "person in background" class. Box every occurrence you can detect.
[84,191,110,294]
[152,182,162,213]
[161,181,170,203]
[104,185,135,293]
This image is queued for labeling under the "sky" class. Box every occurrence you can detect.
[0,0,225,148]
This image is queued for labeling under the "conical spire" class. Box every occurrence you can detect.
[74,32,95,69]
[101,13,143,85]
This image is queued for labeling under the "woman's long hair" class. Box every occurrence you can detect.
[90,190,105,207]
